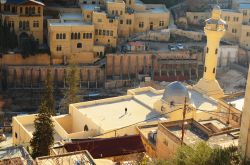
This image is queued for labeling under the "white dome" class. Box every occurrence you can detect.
[162,81,189,105]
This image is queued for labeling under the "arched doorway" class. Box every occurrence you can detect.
[19,32,29,48]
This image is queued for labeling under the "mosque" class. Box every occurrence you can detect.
[11,5,250,160]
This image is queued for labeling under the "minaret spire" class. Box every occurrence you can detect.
[194,6,227,99]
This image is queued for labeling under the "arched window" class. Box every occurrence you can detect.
[77,33,80,39]
[71,33,74,39]
[38,7,41,14]
[63,33,66,39]
[25,7,28,14]
[29,7,32,15]
[77,43,82,48]
[19,21,22,28]
[59,33,62,39]
[26,21,29,28]
[84,125,89,131]
[213,68,215,73]
[206,47,209,53]
[56,33,59,39]
[74,33,77,39]
[215,49,218,54]
[32,7,35,14]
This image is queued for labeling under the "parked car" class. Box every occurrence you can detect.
[168,45,176,51]
[176,43,184,50]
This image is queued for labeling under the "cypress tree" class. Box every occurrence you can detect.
[30,101,54,158]
[30,69,55,158]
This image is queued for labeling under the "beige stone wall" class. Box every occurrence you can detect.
[93,11,118,47]
[1,3,44,44]
[186,12,210,25]
[240,25,250,49]
[171,29,205,41]
[239,8,250,24]
[48,22,96,60]
[156,124,180,159]
[221,10,243,42]
[0,54,50,65]
[12,115,35,145]
[6,65,105,89]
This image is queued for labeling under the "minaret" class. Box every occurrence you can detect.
[194,6,227,99]
[239,66,250,160]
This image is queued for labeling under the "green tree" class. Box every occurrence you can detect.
[30,102,54,158]
[30,70,55,158]
[60,64,80,114]
[139,142,243,165]
[42,69,55,115]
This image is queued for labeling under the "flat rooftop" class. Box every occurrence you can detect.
[189,89,218,111]
[224,95,245,111]
[73,85,217,132]
[199,119,228,130]
[80,4,98,11]
[23,124,63,142]
[76,93,163,132]
[60,12,83,21]
[162,120,239,147]
[166,123,209,145]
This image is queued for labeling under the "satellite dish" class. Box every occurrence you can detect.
[0,0,6,4]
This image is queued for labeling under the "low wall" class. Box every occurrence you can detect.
[171,29,204,41]
[0,54,50,66]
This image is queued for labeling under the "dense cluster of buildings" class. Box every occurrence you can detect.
[0,6,249,164]
[0,0,250,164]
[184,0,250,49]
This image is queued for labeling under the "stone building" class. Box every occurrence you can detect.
[0,0,44,45]
[47,0,170,64]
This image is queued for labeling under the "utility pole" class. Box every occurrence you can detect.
[181,97,187,145]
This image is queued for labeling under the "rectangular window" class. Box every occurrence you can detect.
[110,30,113,36]
[159,21,164,26]
[126,19,132,25]
[15,132,18,138]
[56,45,62,51]
[103,30,106,36]
[99,29,102,35]
[120,20,123,24]
[33,21,39,28]
[139,22,144,28]
[95,29,98,35]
